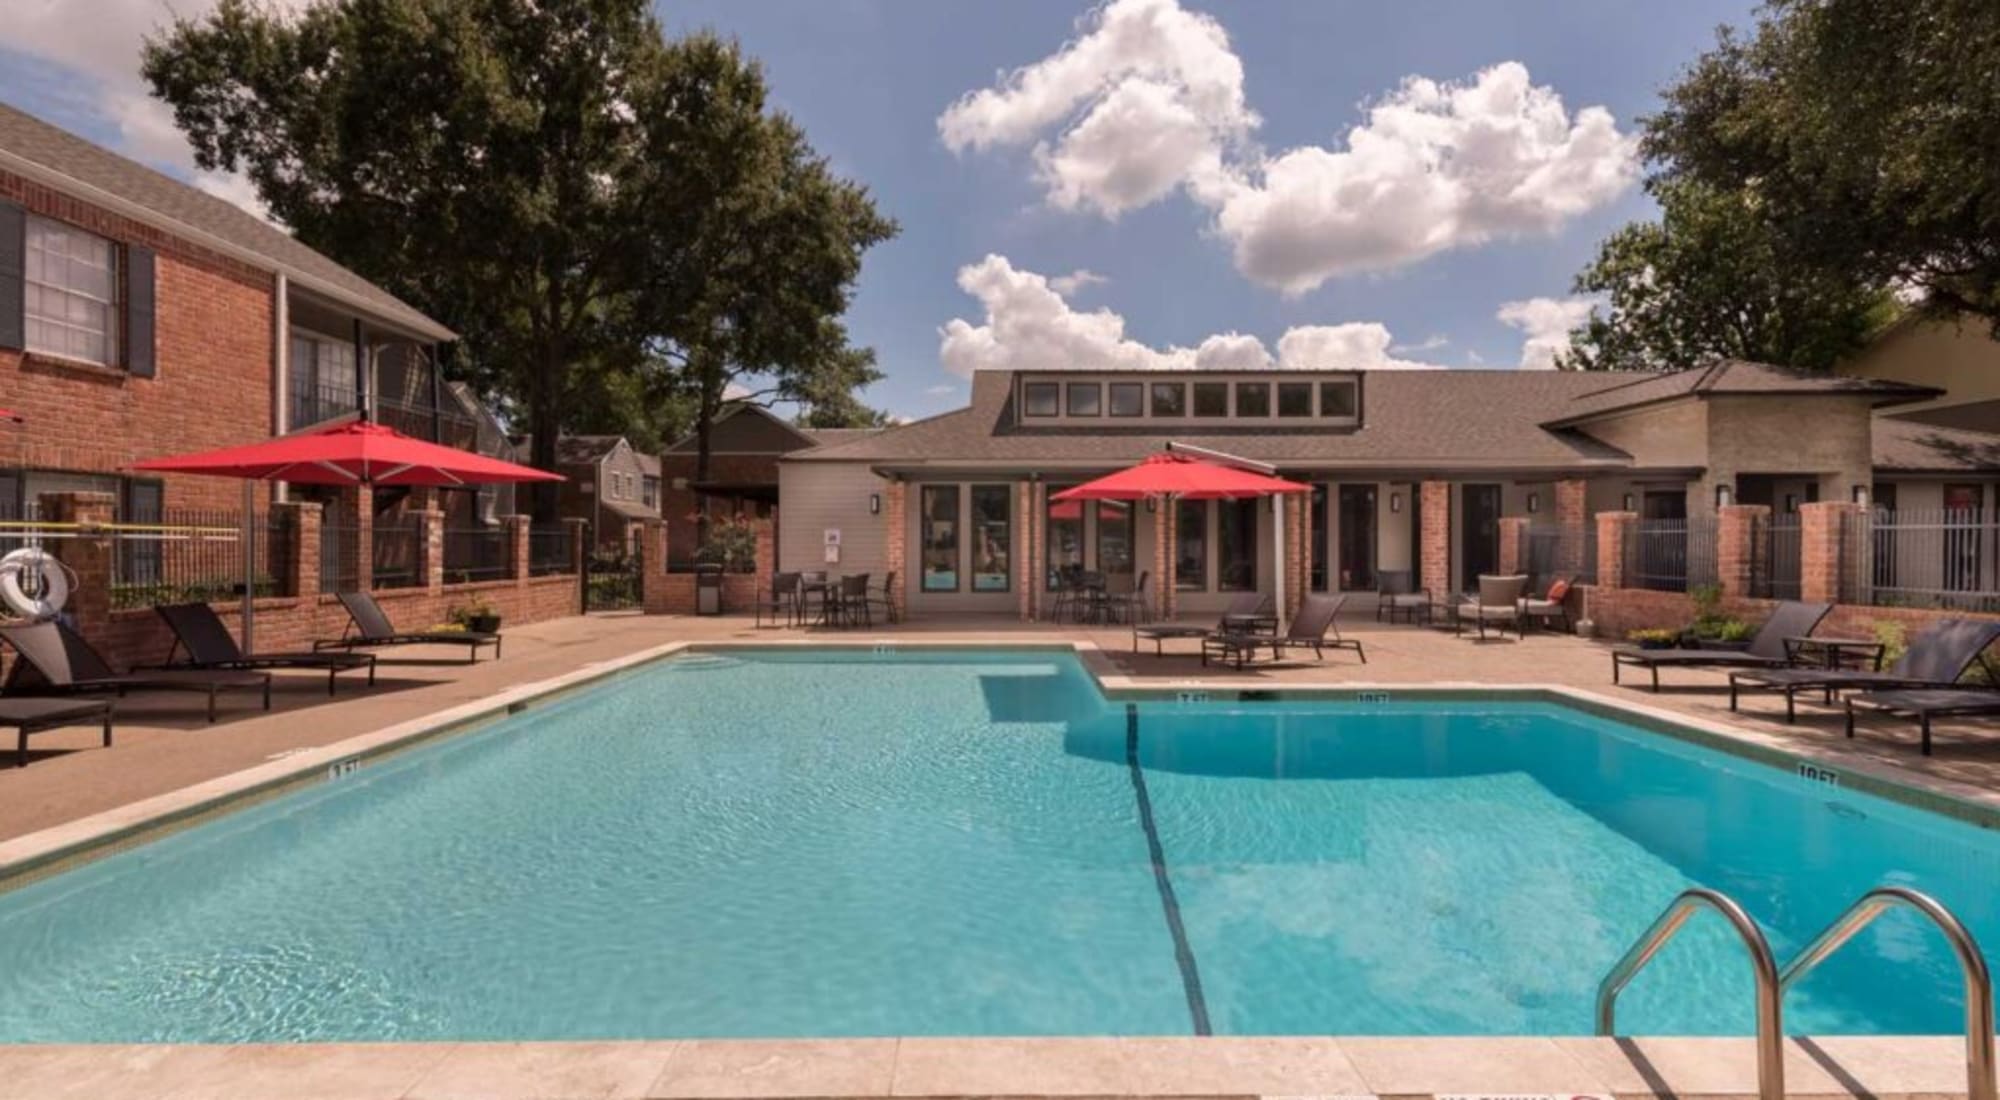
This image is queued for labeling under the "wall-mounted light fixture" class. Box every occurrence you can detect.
[1622,493,1635,512]
[868,493,881,515]
[1716,483,1734,509]
[1389,492,1402,514]
[1852,485,1870,507]
[1526,492,1540,514]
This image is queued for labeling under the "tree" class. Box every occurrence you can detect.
[1643,0,2000,327]
[1561,178,1897,370]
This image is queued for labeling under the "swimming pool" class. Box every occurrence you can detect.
[0,647,1991,1042]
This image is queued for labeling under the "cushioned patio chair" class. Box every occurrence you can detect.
[1729,618,2000,723]
[0,696,113,766]
[1132,592,1270,655]
[1845,688,2000,756]
[152,603,376,695]
[317,591,501,663]
[1611,600,1832,692]
[1375,570,1430,625]
[0,620,269,723]
[1202,594,1364,669]
[1518,576,1575,634]
[1455,575,1529,640]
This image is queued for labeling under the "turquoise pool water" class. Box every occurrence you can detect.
[0,648,1993,1041]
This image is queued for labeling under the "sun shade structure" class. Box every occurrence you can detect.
[1050,452,1308,502]
[131,419,562,487]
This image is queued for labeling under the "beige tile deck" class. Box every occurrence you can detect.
[407,1041,678,1100]
[649,1039,898,1098]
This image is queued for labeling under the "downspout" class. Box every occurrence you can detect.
[352,318,370,421]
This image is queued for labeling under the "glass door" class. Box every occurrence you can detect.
[1460,484,1501,591]
[1337,484,1376,591]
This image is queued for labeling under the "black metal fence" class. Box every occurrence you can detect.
[1754,512,1803,600]
[1625,514,1718,592]
[585,541,643,611]
[371,514,423,591]
[1520,524,1562,594]
[1842,508,2000,612]
[110,509,296,610]
[443,526,509,584]
[528,527,573,577]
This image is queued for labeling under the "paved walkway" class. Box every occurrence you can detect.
[2,609,1996,843]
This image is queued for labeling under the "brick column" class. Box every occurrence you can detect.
[1419,480,1450,595]
[417,507,445,592]
[1556,479,1588,576]
[639,517,669,613]
[750,518,775,578]
[346,484,374,591]
[882,479,907,621]
[1597,511,1637,589]
[1150,498,1169,623]
[1283,493,1305,618]
[504,514,532,584]
[1716,504,1769,599]
[1161,499,1178,620]
[1800,501,1863,605]
[1497,516,1530,576]
[1025,482,1045,621]
[41,492,116,638]
[1018,481,1035,621]
[277,500,321,598]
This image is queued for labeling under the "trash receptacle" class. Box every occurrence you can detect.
[695,563,723,615]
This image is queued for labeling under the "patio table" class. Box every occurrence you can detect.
[1785,635,1887,671]
[1132,623,1211,655]
[1221,612,1278,636]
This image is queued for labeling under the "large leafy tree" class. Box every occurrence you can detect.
[1644,0,2000,327]
[1561,178,1897,370]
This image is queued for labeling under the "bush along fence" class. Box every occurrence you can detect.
[16,491,588,672]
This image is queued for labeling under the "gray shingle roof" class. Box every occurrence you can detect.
[1544,359,1939,425]
[0,101,452,341]
[1873,418,2000,472]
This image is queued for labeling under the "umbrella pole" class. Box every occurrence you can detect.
[241,479,256,653]
[1272,492,1286,633]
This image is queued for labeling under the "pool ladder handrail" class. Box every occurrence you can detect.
[1595,887,1785,1100]
[1779,885,1995,1100]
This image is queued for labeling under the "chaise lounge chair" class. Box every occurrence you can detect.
[1201,594,1365,669]
[1729,618,2000,723]
[151,603,377,695]
[1611,600,1833,692]
[0,620,270,722]
[1132,593,1271,655]
[1845,688,2000,756]
[315,591,502,664]
[0,697,113,766]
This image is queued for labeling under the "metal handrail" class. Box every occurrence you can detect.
[1596,887,1784,1100]
[1780,886,1995,1100]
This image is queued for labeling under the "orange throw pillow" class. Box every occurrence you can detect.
[1547,580,1571,602]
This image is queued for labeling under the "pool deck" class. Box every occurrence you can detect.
[0,609,1995,1099]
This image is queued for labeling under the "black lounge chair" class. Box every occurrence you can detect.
[316,591,501,663]
[1202,594,1365,669]
[1845,688,2000,756]
[152,603,376,695]
[0,697,113,766]
[1133,593,1270,655]
[1612,600,1833,692]
[1729,618,2000,722]
[0,620,269,722]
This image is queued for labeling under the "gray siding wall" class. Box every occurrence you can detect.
[777,461,887,577]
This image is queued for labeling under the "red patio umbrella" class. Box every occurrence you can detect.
[0,409,21,424]
[1051,452,1307,502]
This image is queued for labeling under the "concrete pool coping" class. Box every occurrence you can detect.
[0,639,1990,1099]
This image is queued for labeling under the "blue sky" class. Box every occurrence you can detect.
[7,0,1757,421]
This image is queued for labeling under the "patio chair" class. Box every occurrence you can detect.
[754,572,802,628]
[0,620,270,723]
[1454,575,1529,640]
[1375,570,1430,625]
[830,573,872,628]
[1132,592,1270,655]
[1202,594,1365,669]
[0,696,113,767]
[867,570,899,625]
[1104,571,1151,625]
[1611,600,1832,692]
[150,603,376,695]
[1845,688,2000,756]
[316,591,501,663]
[1518,576,1575,634]
[1729,618,2000,722]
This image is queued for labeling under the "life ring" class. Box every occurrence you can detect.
[0,548,69,620]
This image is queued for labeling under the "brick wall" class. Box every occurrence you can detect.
[640,516,774,615]
[1580,586,2000,645]
[0,168,275,513]
[1555,479,1588,575]
[1419,481,1450,593]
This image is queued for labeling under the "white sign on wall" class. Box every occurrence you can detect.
[824,543,841,564]
[824,528,842,546]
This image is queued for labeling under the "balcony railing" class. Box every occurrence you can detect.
[290,380,362,432]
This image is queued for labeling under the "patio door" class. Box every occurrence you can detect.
[1337,484,1376,591]
[1460,484,1501,591]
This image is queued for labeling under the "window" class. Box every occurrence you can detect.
[1235,382,1270,418]
[1023,382,1060,417]
[1150,381,1186,417]
[1066,382,1101,417]
[24,215,118,365]
[1217,497,1257,591]
[970,485,1011,592]
[1278,382,1313,417]
[290,328,360,426]
[1108,382,1144,417]
[1175,499,1206,590]
[1096,499,1135,586]
[1193,382,1228,417]
[643,478,659,508]
[1046,486,1084,588]
[1321,380,1358,418]
[921,485,960,591]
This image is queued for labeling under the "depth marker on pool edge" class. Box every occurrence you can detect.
[1127,703,1212,1035]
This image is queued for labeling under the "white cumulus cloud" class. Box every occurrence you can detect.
[938,254,1443,377]
[1497,295,1598,370]
[1048,269,1110,296]
[940,0,1637,293]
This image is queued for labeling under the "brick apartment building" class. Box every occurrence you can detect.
[0,101,472,526]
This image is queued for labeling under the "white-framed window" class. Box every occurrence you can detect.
[24,215,119,366]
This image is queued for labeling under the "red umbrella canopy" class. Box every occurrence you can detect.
[1052,453,1307,502]
[0,409,21,424]
[131,419,563,487]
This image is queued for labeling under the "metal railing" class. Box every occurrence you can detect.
[371,515,422,591]
[1596,887,1783,1100]
[1625,515,1718,593]
[1755,512,1802,600]
[1779,886,1994,1100]
[319,518,356,594]
[1843,508,2000,612]
[290,379,361,430]
[110,509,296,609]
[443,526,510,584]
[1520,524,1562,593]
[528,527,573,577]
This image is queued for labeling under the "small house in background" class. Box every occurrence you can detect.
[522,434,662,556]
